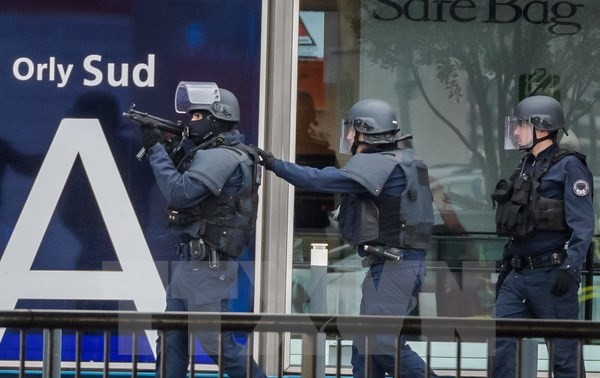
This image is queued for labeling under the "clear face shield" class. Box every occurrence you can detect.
[505,116,534,150]
[175,81,220,114]
[339,119,366,154]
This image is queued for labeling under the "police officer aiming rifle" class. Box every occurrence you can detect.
[130,82,266,378]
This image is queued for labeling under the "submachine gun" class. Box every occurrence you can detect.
[122,104,185,160]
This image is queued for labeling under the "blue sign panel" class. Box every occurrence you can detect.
[0,0,262,363]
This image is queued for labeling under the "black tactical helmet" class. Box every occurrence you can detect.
[515,95,565,132]
[344,99,405,144]
[187,88,240,123]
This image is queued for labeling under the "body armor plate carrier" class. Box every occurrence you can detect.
[492,149,586,237]
[339,149,434,250]
[168,143,261,257]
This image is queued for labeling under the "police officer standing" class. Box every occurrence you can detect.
[492,95,594,377]
[138,82,266,378]
[251,99,438,377]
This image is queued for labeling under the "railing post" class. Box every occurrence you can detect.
[301,243,328,378]
[520,338,538,378]
[584,242,594,321]
[42,329,61,378]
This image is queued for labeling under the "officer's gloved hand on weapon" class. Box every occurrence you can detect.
[165,134,181,154]
[140,124,164,150]
[249,146,276,170]
[165,134,186,166]
[551,270,574,296]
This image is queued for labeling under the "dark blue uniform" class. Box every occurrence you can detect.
[146,131,266,378]
[493,144,594,377]
[272,148,437,378]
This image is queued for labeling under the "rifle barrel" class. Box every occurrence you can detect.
[123,110,184,135]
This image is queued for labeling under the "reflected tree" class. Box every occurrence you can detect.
[355,1,600,191]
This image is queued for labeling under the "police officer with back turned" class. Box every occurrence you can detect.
[491,95,594,377]
[250,99,438,378]
[138,82,266,378]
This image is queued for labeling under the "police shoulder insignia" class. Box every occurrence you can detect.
[573,180,590,197]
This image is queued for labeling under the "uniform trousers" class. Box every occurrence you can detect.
[157,257,266,378]
[351,256,437,378]
[493,267,583,378]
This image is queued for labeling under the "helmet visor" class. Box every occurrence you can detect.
[175,81,220,114]
[339,119,358,154]
[505,116,534,150]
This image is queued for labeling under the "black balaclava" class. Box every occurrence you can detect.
[187,109,236,145]
[188,116,218,145]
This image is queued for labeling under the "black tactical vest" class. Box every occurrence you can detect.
[492,149,585,237]
[168,143,261,257]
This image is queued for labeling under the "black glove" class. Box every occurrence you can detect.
[496,270,509,299]
[140,125,163,150]
[551,270,574,296]
[165,135,185,166]
[250,146,276,170]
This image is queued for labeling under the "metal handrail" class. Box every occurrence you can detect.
[2,310,599,377]
[1,310,599,339]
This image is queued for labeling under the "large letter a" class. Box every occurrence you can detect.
[0,119,165,351]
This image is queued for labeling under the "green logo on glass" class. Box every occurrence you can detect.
[519,68,561,101]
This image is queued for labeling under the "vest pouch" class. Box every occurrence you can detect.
[512,207,531,236]
[495,202,530,236]
[494,176,533,237]
[202,199,253,258]
[534,197,567,231]
[495,201,511,235]
[190,193,255,258]
[510,176,532,205]
[491,179,513,205]
[205,225,249,258]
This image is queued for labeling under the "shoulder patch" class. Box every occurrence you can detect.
[573,179,590,197]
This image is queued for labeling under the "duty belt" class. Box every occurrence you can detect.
[510,250,565,270]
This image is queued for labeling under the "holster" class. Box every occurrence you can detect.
[190,238,207,260]
[178,238,207,261]
[361,245,403,267]
[178,239,221,269]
